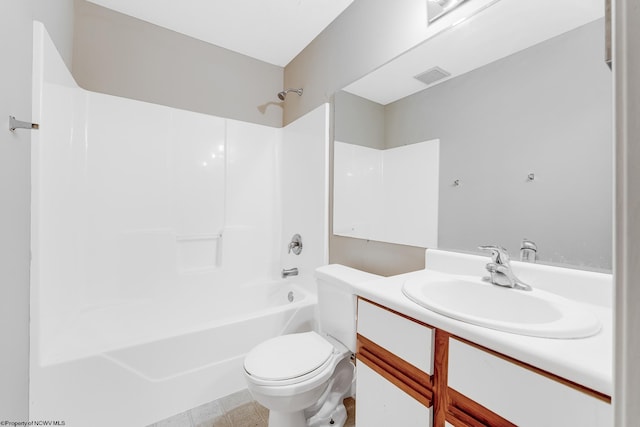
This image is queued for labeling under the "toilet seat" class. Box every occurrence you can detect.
[244,331,336,386]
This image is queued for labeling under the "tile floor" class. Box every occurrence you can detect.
[148,389,356,427]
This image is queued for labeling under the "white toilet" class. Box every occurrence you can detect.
[244,264,379,427]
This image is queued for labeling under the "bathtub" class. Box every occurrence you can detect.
[30,281,317,427]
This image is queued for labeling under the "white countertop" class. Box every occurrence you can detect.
[351,268,613,397]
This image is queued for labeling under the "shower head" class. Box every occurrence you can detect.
[277,88,303,101]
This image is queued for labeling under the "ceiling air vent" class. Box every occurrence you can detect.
[413,67,451,86]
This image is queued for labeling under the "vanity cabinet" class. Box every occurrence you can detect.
[355,298,434,426]
[444,337,613,427]
[355,298,612,427]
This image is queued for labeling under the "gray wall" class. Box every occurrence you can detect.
[0,0,74,419]
[334,91,384,149]
[284,0,432,126]
[73,0,284,127]
[384,20,612,270]
[34,0,75,68]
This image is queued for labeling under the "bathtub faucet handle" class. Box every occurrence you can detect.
[288,234,303,255]
[282,267,299,278]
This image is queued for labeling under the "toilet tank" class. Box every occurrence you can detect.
[314,264,381,352]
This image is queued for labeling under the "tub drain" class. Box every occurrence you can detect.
[288,291,294,302]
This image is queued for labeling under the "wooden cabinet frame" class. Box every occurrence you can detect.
[357,334,433,408]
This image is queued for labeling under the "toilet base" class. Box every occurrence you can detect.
[305,358,353,427]
[308,402,347,427]
[267,403,347,427]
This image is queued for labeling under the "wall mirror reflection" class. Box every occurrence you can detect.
[333,0,612,271]
[333,138,440,247]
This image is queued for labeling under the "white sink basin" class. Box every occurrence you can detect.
[402,276,601,339]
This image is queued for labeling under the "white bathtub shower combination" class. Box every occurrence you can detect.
[30,23,329,427]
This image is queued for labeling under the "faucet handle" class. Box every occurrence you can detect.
[478,245,511,265]
[520,239,538,262]
[288,234,303,255]
[521,239,537,251]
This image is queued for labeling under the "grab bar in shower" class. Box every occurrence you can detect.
[9,116,39,132]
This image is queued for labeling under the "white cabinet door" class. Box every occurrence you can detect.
[357,299,434,374]
[356,361,432,427]
[448,338,612,427]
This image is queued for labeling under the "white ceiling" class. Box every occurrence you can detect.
[344,0,604,105]
[87,0,354,67]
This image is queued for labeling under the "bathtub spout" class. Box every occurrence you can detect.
[282,267,299,278]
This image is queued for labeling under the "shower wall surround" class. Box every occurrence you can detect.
[280,104,331,279]
[31,22,327,365]
[33,44,277,365]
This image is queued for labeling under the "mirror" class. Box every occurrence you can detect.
[333,0,612,271]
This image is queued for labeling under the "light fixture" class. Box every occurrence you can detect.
[427,0,469,24]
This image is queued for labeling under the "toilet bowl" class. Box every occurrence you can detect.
[243,264,380,427]
[244,331,353,427]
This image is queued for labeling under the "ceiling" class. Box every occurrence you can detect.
[343,0,604,105]
[87,0,354,67]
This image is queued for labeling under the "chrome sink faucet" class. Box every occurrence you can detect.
[478,245,532,291]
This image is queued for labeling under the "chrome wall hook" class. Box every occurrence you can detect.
[9,116,39,132]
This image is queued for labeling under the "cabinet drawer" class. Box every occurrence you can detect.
[356,361,432,427]
[448,338,612,427]
[357,298,434,375]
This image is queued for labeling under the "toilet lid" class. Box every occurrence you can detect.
[244,331,334,381]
